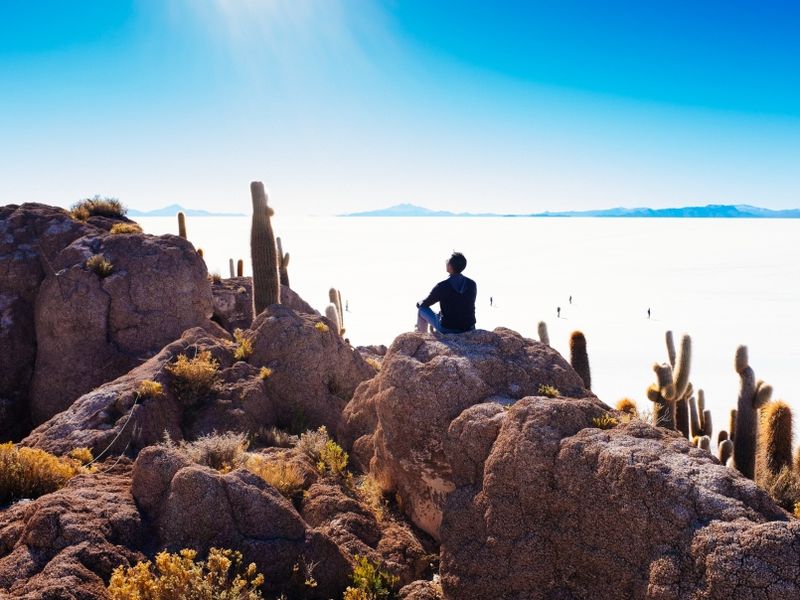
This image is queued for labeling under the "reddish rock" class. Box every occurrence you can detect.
[440,396,800,599]
[0,460,145,599]
[248,305,376,434]
[399,580,443,600]
[342,328,590,540]
[30,231,216,424]
[0,204,102,439]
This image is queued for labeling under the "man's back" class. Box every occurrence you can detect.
[420,273,477,332]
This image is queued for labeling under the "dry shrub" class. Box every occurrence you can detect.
[0,442,86,504]
[314,321,329,333]
[592,414,619,430]
[107,547,264,599]
[209,272,223,284]
[109,222,142,235]
[166,350,219,404]
[537,384,559,398]
[245,456,304,498]
[71,196,126,221]
[67,447,93,465]
[297,426,349,478]
[616,398,638,416]
[253,426,295,448]
[297,426,331,461]
[233,329,253,361]
[135,379,164,399]
[365,357,382,372]
[168,432,249,472]
[86,254,114,277]
[258,367,273,380]
[357,474,387,521]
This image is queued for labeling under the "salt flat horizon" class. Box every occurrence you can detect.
[138,215,800,448]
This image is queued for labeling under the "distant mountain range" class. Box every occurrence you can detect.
[127,204,244,217]
[343,203,800,218]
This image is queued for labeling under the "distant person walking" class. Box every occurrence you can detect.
[416,252,477,334]
[490,296,493,307]
[557,306,561,318]
[647,307,651,319]
[569,295,572,304]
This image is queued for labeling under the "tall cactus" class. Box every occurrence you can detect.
[229,258,235,279]
[569,331,591,390]
[537,321,550,346]
[237,259,244,278]
[719,439,734,465]
[647,363,676,429]
[276,236,291,288]
[250,181,280,316]
[329,288,344,335]
[647,332,692,432]
[758,400,793,479]
[729,409,737,442]
[688,389,713,438]
[733,345,772,479]
[324,304,341,335]
[178,211,187,239]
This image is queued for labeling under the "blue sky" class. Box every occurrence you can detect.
[1,1,798,214]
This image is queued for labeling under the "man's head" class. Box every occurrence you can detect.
[447,252,467,274]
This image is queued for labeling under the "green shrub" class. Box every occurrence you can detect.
[343,555,399,600]
[107,547,264,599]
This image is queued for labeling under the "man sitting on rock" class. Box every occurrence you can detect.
[416,252,477,334]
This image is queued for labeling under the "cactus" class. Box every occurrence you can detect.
[665,330,677,368]
[688,390,713,438]
[616,398,638,416]
[733,345,772,479]
[719,439,734,465]
[328,288,344,335]
[537,321,550,346]
[229,259,235,279]
[237,259,244,278]
[676,396,691,439]
[569,331,591,390]
[759,400,793,478]
[647,363,676,430]
[250,181,280,316]
[701,409,713,439]
[178,211,187,239]
[688,395,701,437]
[276,237,291,288]
[698,436,711,452]
[197,248,203,258]
[324,304,341,335]
[729,409,737,442]
[672,334,691,401]
[718,430,728,444]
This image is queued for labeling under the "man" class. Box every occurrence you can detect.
[416,252,477,334]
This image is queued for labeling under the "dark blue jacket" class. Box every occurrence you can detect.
[419,273,477,332]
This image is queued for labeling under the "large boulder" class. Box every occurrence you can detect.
[440,396,800,599]
[131,445,351,599]
[342,328,590,540]
[0,204,102,439]
[248,305,375,434]
[29,231,216,424]
[0,460,145,599]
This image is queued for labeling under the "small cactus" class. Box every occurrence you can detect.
[197,248,203,258]
[717,430,729,445]
[569,331,591,390]
[324,304,341,335]
[733,345,772,479]
[329,288,345,335]
[719,439,734,465]
[537,321,550,346]
[759,400,793,479]
[276,236,291,288]
[177,211,187,239]
[698,436,711,452]
[237,259,244,278]
[229,258,235,279]
[250,181,280,317]
[729,409,737,442]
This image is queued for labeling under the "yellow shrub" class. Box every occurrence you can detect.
[344,555,398,600]
[245,456,304,498]
[67,447,93,465]
[357,474,387,521]
[615,398,638,416]
[258,367,273,380]
[109,222,143,234]
[317,439,349,476]
[135,379,163,399]
[537,384,559,398]
[365,357,382,371]
[165,350,219,404]
[314,321,329,333]
[0,443,86,504]
[86,254,114,277]
[233,329,254,361]
[592,414,619,430]
[107,547,264,599]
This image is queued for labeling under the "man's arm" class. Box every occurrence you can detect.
[417,282,442,308]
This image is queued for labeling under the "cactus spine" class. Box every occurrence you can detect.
[759,400,793,479]
[276,237,291,288]
[733,345,772,479]
[237,259,244,278]
[569,331,591,390]
[537,321,550,346]
[250,181,280,316]
[178,211,187,239]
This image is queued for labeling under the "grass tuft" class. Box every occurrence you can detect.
[233,329,254,361]
[592,414,619,430]
[86,254,114,277]
[71,196,126,221]
[537,384,559,398]
[165,350,219,405]
[135,379,164,399]
[109,222,142,235]
[0,442,87,504]
[245,456,304,498]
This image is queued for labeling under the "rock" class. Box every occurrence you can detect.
[342,328,590,539]
[0,203,102,439]
[23,326,276,457]
[248,305,376,434]
[0,460,145,599]
[399,580,444,600]
[131,446,351,598]
[439,396,800,599]
[30,231,216,424]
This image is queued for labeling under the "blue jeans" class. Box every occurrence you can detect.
[417,306,470,334]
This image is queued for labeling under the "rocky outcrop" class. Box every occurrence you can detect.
[342,328,590,540]
[248,305,376,434]
[29,231,215,424]
[131,445,350,598]
[440,396,800,599]
[399,580,444,600]
[0,460,145,599]
[0,204,102,439]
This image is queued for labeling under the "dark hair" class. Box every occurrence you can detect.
[448,252,467,273]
